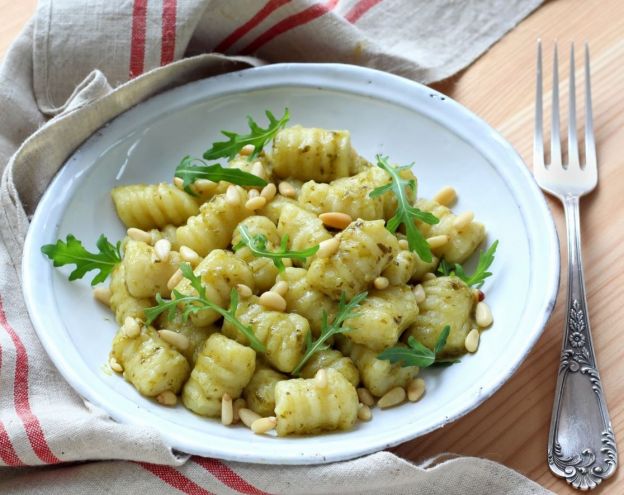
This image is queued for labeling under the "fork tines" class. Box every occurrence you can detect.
[534,40,596,171]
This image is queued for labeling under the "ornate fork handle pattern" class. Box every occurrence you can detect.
[547,195,618,490]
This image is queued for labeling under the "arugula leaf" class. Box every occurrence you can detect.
[234,225,319,272]
[377,325,452,368]
[203,109,290,161]
[174,156,267,196]
[144,263,265,352]
[292,291,368,376]
[41,234,121,286]
[369,155,439,262]
[436,240,499,288]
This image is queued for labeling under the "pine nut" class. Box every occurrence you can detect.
[173,177,184,190]
[236,283,253,298]
[251,416,277,435]
[427,235,449,249]
[240,144,255,156]
[374,276,389,290]
[180,245,201,266]
[221,393,234,426]
[259,291,287,312]
[233,398,246,423]
[167,269,184,291]
[357,403,372,421]
[454,211,474,230]
[158,329,190,351]
[156,390,177,406]
[315,369,328,388]
[278,181,296,198]
[422,272,436,281]
[407,378,426,402]
[238,408,261,428]
[271,280,289,297]
[127,227,152,244]
[260,183,277,201]
[465,328,480,353]
[398,239,409,250]
[251,161,267,180]
[93,287,111,306]
[475,301,493,327]
[154,239,171,262]
[122,316,141,338]
[109,356,123,373]
[248,189,260,199]
[433,186,457,206]
[245,196,267,211]
[316,238,339,258]
[357,388,375,407]
[319,212,352,230]
[413,284,426,303]
[226,185,242,205]
[194,179,217,194]
[377,387,406,409]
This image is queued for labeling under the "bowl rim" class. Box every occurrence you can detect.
[22,62,560,464]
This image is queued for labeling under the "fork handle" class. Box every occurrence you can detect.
[547,195,618,490]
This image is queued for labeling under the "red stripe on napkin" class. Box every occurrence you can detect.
[215,0,292,53]
[344,0,383,23]
[0,420,23,467]
[194,457,273,495]
[138,462,215,494]
[161,0,177,65]
[129,0,148,78]
[0,298,61,465]
[241,0,340,54]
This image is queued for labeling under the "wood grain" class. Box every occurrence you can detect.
[1,0,623,493]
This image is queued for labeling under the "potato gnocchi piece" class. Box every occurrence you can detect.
[109,264,152,325]
[122,239,181,298]
[405,276,475,358]
[277,203,332,259]
[176,187,251,256]
[111,183,199,230]
[415,198,486,264]
[349,343,419,397]
[307,219,399,300]
[221,297,310,373]
[182,333,256,417]
[344,286,420,352]
[276,267,338,336]
[232,216,287,292]
[174,249,254,327]
[299,349,360,387]
[243,365,287,417]
[381,248,439,285]
[111,324,190,397]
[274,368,358,436]
[271,126,366,182]
[156,312,218,365]
[258,195,299,224]
[297,167,388,220]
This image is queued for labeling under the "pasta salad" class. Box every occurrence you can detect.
[42,109,497,437]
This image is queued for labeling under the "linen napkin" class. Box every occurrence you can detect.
[0,1,551,493]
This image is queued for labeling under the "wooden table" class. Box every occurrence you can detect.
[1,1,622,493]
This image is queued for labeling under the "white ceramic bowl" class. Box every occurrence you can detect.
[22,64,559,464]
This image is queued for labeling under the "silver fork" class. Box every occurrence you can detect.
[535,41,617,490]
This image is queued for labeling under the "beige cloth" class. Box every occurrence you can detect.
[0,1,551,493]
